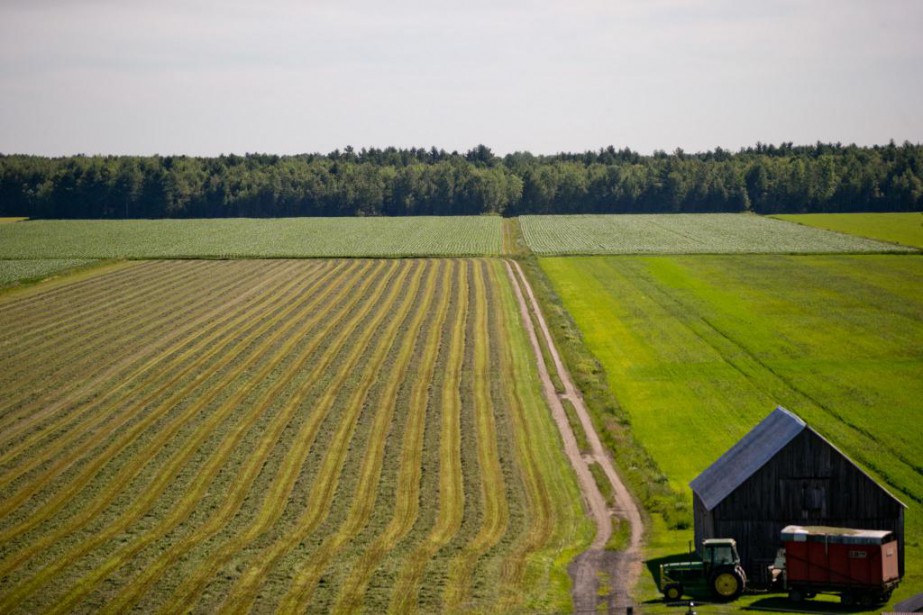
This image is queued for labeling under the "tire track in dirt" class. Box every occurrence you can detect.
[505,259,643,612]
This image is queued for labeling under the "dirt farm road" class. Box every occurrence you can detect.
[505,260,643,613]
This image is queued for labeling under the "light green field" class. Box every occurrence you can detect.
[540,254,923,609]
[0,218,27,224]
[774,212,923,249]
[520,214,912,255]
[0,216,502,259]
[0,259,96,286]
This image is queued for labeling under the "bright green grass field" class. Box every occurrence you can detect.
[0,216,502,259]
[541,254,923,608]
[774,212,923,249]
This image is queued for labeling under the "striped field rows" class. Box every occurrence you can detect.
[0,259,591,613]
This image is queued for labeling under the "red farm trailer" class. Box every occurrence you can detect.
[773,525,901,606]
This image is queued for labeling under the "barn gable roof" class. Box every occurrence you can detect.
[690,406,806,511]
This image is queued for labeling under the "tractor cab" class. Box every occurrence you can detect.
[660,538,747,602]
[703,538,739,567]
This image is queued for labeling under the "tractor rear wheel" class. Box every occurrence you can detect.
[710,570,744,601]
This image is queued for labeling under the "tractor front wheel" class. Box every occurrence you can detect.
[663,584,683,601]
[710,570,744,601]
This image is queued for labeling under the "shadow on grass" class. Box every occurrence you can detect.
[742,597,866,613]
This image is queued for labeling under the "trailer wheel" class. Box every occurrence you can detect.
[841,593,855,606]
[710,570,743,601]
[788,588,805,603]
[663,584,683,601]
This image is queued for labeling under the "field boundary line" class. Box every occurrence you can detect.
[0,259,141,310]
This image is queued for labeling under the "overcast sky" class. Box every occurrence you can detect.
[1,0,921,156]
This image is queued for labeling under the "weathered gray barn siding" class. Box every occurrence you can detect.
[692,408,905,587]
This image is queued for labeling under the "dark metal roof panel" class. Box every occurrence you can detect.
[690,406,806,511]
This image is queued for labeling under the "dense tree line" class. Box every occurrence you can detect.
[1,142,921,218]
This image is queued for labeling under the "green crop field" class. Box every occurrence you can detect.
[540,254,923,609]
[0,216,502,259]
[520,213,913,255]
[0,260,95,286]
[774,212,923,249]
[0,258,591,614]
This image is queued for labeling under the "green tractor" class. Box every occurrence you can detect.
[659,538,747,602]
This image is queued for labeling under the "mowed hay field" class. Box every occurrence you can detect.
[0,259,592,614]
[540,254,923,606]
[774,212,923,249]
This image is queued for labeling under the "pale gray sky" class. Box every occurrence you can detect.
[1,0,921,156]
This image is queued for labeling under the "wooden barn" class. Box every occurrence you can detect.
[689,407,905,586]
